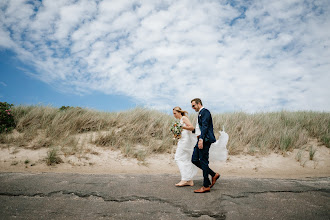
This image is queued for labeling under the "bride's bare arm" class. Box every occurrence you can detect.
[182,116,195,131]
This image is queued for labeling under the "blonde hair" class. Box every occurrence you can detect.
[173,106,188,116]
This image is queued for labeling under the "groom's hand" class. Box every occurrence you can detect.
[198,139,203,149]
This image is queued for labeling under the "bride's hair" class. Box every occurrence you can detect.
[173,106,188,116]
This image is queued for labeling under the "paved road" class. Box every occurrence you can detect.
[0,173,329,220]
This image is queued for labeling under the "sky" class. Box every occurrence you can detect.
[0,0,329,114]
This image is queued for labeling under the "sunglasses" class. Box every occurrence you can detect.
[191,104,196,108]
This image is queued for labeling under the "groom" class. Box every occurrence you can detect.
[191,98,220,193]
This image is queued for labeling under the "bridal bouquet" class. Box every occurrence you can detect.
[170,120,183,139]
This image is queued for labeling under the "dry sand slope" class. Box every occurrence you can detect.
[0,140,329,179]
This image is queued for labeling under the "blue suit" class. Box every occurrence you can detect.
[198,108,216,143]
[192,108,216,187]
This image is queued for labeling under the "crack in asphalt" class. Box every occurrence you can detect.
[222,188,330,200]
[1,189,329,220]
[1,181,328,220]
[0,191,226,219]
[1,175,329,219]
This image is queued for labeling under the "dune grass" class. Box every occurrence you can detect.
[212,111,330,154]
[46,147,63,166]
[0,105,329,162]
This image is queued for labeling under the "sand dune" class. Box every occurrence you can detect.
[1,142,329,179]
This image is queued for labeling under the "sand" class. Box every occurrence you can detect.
[0,142,329,179]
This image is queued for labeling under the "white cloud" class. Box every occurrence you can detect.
[0,0,329,112]
[0,81,7,87]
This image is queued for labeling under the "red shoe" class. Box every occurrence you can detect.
[210,173,220,188]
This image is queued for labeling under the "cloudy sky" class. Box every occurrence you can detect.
[0,0,329,113]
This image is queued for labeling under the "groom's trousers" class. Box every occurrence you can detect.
[191,142,216,187]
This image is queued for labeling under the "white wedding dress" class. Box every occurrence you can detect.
[174,117,198,181]
[209,128,229,162]
[175,119,229,181]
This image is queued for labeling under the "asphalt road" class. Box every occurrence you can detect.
[0,172,329,220]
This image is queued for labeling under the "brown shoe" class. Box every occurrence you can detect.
[210,173,220,188]
[194,186,210,193]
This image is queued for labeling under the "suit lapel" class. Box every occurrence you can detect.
[199,108,205,118]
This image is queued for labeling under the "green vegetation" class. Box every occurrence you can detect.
[46,147,63,166]
[0,102,16,133]
[59,106,82,111]
[309,146,317,160]
[0,104,329,162]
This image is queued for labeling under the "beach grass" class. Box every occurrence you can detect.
[0,105,329,161]
[212,111,330,154]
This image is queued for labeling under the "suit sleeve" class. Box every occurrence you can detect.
[200,110,211,141]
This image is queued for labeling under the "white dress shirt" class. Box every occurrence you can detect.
[195,107,204,136]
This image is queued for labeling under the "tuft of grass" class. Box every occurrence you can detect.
[248,145,259,155]
[295,149,303,163]
[321,135,330,148]
[280,135,292,152]
[46,147,63,166]
[24,159,30,164]
[121,142,147,161]
[309,146,317,160]
[135,150,147,161]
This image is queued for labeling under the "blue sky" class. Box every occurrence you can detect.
[0,0,330,113]
[0,50,136,112]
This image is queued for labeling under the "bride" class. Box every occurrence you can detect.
[172,106,198,187]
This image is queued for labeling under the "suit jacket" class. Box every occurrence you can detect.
[198,108,216,143]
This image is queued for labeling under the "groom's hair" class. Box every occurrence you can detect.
[191,98,203,106]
